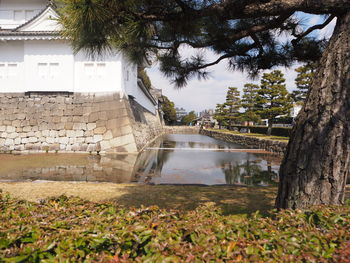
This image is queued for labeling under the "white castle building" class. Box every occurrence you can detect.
[0,0,162,153]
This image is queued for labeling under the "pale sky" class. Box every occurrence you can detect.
[146,14,336,113]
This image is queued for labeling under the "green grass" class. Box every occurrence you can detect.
[209,128,290,141]
[1,191,350,262]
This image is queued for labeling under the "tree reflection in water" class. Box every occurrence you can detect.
[221,157,278,186]
[134,138,176,183]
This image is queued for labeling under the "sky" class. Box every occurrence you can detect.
[146,14,336,113]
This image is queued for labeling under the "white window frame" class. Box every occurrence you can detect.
[0,63,18,78]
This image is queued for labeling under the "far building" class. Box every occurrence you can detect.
[197,109,215,127]
[175,107,187,122]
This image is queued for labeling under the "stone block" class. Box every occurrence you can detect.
[86,144,96,152]
[103,130,113,140]
[87,123,96,131]
[76,130,84,137]
[23,126,32,132]
[94,127,107,135]
[59,137,69,144]
[107,119,118,130]
[8,132,18,139]
[28,137,38,143]
[66,130,75,138]
[11,120,21,127]
[100,140,111,151]
[88,112,99,123]
[14,138,21,145]
[58,130,66,137]
[4,138,14,146]
[95,120,106,128]
[93,135,103,143]
[55,123,65,130]
[46,137,55,144]
[42,130,50,137]
[121,125,133,136]
[49,130,58,137]
[79,144,88,152]
[73,123,87,131]
[6,126,16,133]
[0,126,6,132]
[65,122,74,130]
[99,111,108,121]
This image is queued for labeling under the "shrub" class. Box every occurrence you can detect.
[231,125,292,137]
[1,193,349,262]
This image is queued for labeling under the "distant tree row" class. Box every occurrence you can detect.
[214,64,315,135]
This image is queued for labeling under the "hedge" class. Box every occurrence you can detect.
[1,193,350,262]
[231,125,292,137]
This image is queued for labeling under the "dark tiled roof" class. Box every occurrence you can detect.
[0,31,59,36]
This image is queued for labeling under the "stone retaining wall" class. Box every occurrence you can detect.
[200,129,287,155]
[163,126,200,134]
[0,92,162,154]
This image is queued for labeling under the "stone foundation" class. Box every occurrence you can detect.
[164,126,200,134]
[200,129,287,155]
[0,92,162,153]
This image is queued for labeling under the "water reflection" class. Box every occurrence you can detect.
[221,159,278,186]
[0,134,282,186]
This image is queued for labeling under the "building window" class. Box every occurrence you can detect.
[84,62,106,78]
[49,63,59,78]
[38,63,48,78]
[38,63,60,78]
[0,64,5,79]
[7,64,18,77]
[96,63,106,77]
[0,63,18,78]
[84,63,94,77]
[126,70,130,81]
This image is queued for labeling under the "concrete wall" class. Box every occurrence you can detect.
[0,92,139,153]
[201,129,287,155]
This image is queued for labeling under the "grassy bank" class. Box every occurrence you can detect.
[1,191,350,262]
[0,182,276,215]
[208,128,290,142]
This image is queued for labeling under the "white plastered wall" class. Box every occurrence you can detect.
[0,0,46,29]
[0,39,124,93]
[0,41,24,92]
[121,55,156,114]
[24,40,74,92]
[74,51,123,93]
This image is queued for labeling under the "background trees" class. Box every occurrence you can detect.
[292,63,316,103]
[255,70,293,135]
[161,96,177,125]
[214,104,227,129]
[224,87,241,129]
[241,84,261,126]
[181,111,197,125]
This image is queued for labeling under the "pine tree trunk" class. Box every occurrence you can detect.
[267,119,273,136]
[276,11,350,209]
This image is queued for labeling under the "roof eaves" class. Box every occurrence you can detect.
[14,1,58,32]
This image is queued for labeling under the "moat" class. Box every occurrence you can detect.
[0,134,282,186]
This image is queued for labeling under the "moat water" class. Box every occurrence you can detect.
[0,134,282,186]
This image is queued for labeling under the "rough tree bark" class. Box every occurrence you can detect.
[276,11,350,209]
[267,119,273,136]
